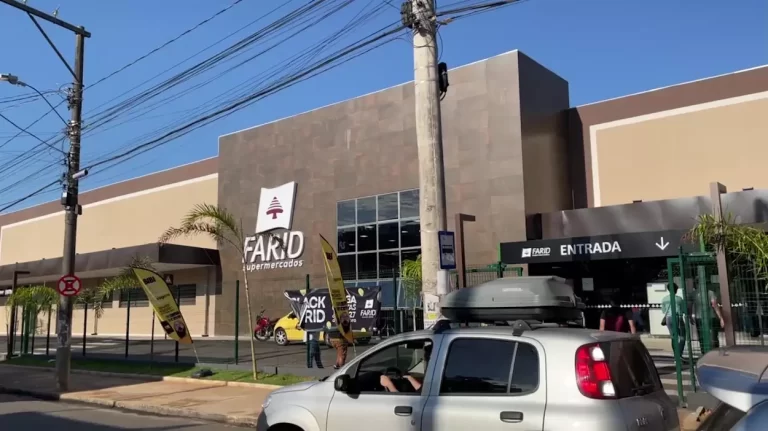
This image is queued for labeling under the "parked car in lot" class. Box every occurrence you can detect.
[695,346,768,430]
[257,277,678,431]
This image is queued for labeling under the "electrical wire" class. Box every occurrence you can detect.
[0,0,248,177]
[82,4,396,169]
[0,112,66,154]
[0,1,399,204]
[86,22,405,171]
[82,0,342,134]
[87,0,246,90]
[82,0,388,150]
[0,178,60,214]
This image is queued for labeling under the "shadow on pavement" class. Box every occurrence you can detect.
[0,412,205,430]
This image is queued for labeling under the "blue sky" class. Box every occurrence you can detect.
[0,0,765,212]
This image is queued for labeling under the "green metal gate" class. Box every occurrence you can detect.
[665,248,768,405]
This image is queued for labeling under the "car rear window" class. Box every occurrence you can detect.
[600,339,662,398]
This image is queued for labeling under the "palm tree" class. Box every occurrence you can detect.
[5,285,57,349]
[159,203,260,378]
[92,256,156,318]
[401,255,423,330]
[689,213,768,283]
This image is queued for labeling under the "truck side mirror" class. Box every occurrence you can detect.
[334,374,351,392]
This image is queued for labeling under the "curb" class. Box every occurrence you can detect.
[0,364,282,390]
[0,386,259,427]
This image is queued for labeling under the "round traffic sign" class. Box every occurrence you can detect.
[57,274,82,297]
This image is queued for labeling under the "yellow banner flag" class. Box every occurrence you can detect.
[132,267,193,344]
[319,235,354,344]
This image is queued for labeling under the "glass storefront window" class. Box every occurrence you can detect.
[338,227,356,253]
[377,193,398,221]
[358,253,377,279]
[378,250,399,279]
[338,254,356,279]
[337,189,420,292]
[357,197,376,224]
[357,224,377,252]
[378,221,399,250]
[401,249,420,266]
[400,219,421,248]
[337,200,355,226]
[400,189,419,219]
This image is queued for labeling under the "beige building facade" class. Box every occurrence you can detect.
[1,158,220,338]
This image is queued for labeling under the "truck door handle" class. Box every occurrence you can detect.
[500,411,524,423]
[394,406,412,416]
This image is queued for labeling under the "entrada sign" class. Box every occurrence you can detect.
[243,181,305,271]
[500,230,694,264]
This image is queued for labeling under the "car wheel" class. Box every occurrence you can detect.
[274,328,289,346]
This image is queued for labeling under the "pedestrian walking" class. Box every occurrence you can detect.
[661,282,686,358]
[599,297,637,334]
[303,328,323,369]
[690,283,725,352]
[327,321,349,369]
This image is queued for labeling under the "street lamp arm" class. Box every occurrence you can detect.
[0,74,69,126]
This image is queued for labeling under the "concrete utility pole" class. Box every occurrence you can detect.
[0,0,91,392]
[58,31,86,392]
[408,0,449,323]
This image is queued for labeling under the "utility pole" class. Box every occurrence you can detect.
[57,31,85,392]
[0,0,90,392]
[405,0,449,325]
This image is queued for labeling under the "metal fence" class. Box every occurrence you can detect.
[666,250,768,405]
[2,262,523,371]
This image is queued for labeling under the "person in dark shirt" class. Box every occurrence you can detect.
[599,299,637,334]
[327,320,350,369]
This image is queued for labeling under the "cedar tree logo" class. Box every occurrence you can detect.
[255,181,297,234]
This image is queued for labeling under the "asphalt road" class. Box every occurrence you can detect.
[0,394,248,430]
[0,335,376,375]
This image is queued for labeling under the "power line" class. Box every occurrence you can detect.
[82,0,299,117]
[82,0,381,150]
[87,0,246,90]
[0,112,66,154]
[0,178,60,213]
[86,22,405,171]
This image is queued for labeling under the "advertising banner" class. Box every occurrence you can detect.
[132,267,193,344]
[319,235,354,343]
[284,287,382,333]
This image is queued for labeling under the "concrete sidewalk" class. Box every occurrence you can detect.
[0,364,274,427]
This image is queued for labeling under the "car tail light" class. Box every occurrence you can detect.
[575,343,616,399]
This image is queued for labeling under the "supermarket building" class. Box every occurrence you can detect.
[2,50,768,337]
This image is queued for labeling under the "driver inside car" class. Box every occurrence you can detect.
[379,344,432,393]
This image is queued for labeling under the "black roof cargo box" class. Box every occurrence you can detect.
[440,276,584,323]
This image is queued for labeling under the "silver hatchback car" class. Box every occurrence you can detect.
[258,322,679,431]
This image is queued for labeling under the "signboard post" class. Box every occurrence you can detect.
[438,231,457,270]
[57,275,82,297]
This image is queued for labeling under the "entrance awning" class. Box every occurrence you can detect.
[500,229,697,264]
[0,243,220,285]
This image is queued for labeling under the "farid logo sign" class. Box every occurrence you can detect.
[243,181,305,271]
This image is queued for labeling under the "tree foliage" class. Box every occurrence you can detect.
[160,203,260,378]
[92,256,157,317]
[401,255,423,304]
[159,203,245,251]
[5,285,57,315]
[688,213,768,283]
